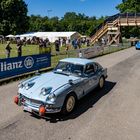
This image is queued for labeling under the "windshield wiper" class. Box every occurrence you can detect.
[54,71,70,76]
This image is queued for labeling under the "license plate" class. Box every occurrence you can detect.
[23,106,32,113]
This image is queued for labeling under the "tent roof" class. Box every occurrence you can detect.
[6,34,15,38]
[19,31,79,38]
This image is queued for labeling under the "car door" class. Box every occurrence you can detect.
[83,63,98,94]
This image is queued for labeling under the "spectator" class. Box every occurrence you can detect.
[101,38,105,46]
[62,38,66,47]
[86,39,90,47]
[78,50,83,58]
[38,39,44,54]
[16,39,23,57]
[66,39,71,54]
[43,38,50,53]
[77,38,81,49]
[55,40,60,55]
[72,39,78,49]
[5,41,12,58]
[60,38,63,47]
[23,37,27,46]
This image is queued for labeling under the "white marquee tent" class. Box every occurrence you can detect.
[6,34,15,38]
[18,32,81,42]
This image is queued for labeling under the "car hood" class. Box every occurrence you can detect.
[19,72,80,100]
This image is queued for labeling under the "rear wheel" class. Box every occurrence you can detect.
[98,76,105,89]
[61,93,76,114]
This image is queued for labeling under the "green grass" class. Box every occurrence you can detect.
[0,44,39,58]
[0,43,83,58]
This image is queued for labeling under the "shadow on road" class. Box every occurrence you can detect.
[31,80,116,123]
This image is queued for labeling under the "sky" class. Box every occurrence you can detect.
[24,0,122,18]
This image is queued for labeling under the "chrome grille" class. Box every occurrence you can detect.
[22,95,42,107]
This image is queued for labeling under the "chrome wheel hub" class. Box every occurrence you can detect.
[66,96,75,112]
[99,77,104,88]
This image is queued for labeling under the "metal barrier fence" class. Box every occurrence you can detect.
[51,42,131,67]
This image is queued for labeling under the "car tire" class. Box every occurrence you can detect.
[61,93,76,115]
[98,76,105,89]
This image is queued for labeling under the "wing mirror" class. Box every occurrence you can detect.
[83,73,89,77]
[69,79,74,85]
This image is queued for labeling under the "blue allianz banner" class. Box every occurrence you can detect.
[0,53,51,80]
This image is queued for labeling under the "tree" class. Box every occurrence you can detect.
[60,12,102,36]
[0,0,29,35]
[62,12,78,21]
[117,0,140,13]
[116,0,140,13]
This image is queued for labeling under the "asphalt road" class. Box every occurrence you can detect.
[0,47,140,140]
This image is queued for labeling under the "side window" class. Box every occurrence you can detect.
[94,63,98,72]
[85,64,95,75]
[95,63,103,71]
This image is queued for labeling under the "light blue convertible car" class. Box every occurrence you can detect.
[14,58,107,116]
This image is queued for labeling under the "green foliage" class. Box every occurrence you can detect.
[120,26,140,38]
[0,0,29,35]
[28,12,105,36]
[116,0,140,13]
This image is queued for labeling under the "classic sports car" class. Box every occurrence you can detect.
[14,58,107,116]
[135,41,140,50]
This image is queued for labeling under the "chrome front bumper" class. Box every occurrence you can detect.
[23,103,61,113]
[19,95,61,114]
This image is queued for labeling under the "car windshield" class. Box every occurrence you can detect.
[54,61,84,77]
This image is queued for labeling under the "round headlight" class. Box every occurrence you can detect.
[41,87,52,96]
[47,93,56,102]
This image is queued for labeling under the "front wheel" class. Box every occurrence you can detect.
[61,93,76,114]
[98,76,105,89]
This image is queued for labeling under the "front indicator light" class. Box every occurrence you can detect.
[14,96,19,105]
[39,105,46,116]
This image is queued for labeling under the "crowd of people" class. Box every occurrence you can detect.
[5,39,23,58]
[54,37,90,55]
[38,38,50,54]
[2,36,91,59]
